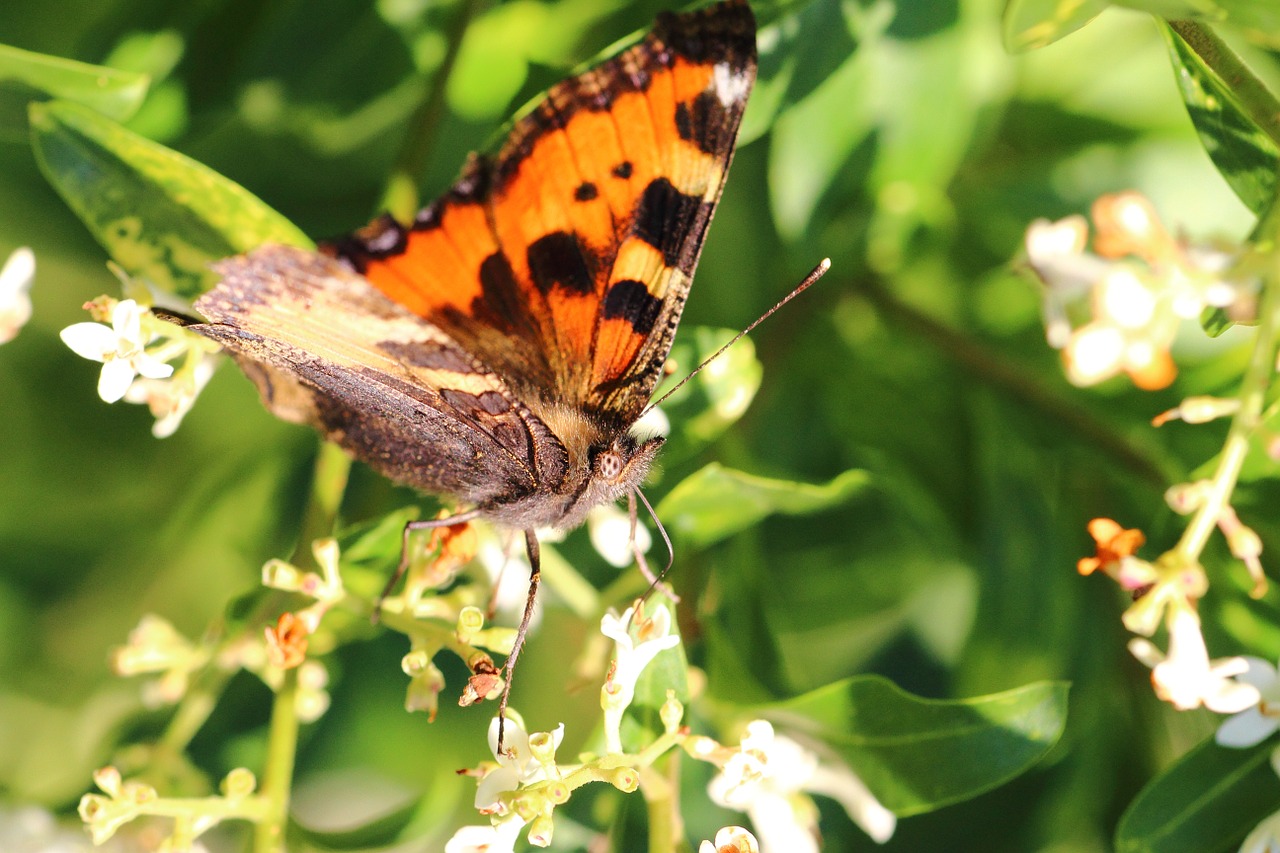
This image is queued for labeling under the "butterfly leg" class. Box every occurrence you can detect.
[496,528,540,754]
[373,508,483,621]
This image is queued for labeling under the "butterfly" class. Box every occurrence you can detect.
[192,0,757,737]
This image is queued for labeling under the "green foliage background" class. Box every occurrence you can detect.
[0,0,1276,850]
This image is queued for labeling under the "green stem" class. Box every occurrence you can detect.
[1174,236,1280,561]
[1167,20,1280,150]
[643,760,677,853]
[378,0,479,220]
[293,441,351,568]
[253,667,300,853]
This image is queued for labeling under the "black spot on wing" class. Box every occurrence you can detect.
[612,161,633,180]
[575,182,598,202]
[674,91,735,155]
[475,250,525,332]
[603,279,663,335]
[632,178,704,268]
[527,232,597,296]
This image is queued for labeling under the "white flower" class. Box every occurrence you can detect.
[600,602,681,752]
[1127,606,1258,713]
[601,603,680,693]
[0,247,34,344]
[60,299,174,402]
[707,721,895,850]
[123,352,216,437]
[444,815,527,853]
[1240,806,1280,853]
[700,825,760,853]
[1217,657,1280,748]
[474,714,564,812]
[588,504,652,568]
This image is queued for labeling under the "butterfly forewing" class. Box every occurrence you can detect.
[327,0,757,430]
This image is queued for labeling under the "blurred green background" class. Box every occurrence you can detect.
[0,0,1274,850]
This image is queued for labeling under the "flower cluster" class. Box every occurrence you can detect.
[1079,518,1260,714]
[1026,191,1249,390]
[447,593,895,852]
[79,765,260,848]
[690,720,895,850]
[60,293,219,437]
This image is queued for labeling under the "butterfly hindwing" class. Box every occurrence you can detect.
[196,246,569,507]
[327,0,757,430]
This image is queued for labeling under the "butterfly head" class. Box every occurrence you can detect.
[558,432,665,530]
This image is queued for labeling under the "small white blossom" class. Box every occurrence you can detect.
[588,504,652,568]
[445,815,527,853]
[123,352,216,437]
[1241,806,1280,853]
[600,603,681,752]
[1217,657,1280,748]
[700,825,760,853]
[60,299,174,402]
[1127,606,1258,713]
[708,721,895,850]
[474,713,564,812]
[0,247,35,344]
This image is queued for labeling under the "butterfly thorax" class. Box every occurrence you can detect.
[482,395,664,531]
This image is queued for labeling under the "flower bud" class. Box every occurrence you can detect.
[222,768,257,799]
[528,814,555,847]
[457,606,486,642]
[609,767,640,793]
[660,692,684,734]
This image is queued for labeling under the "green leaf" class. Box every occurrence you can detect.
[291,769,423,849]
[1001,0,1111,52]
[1115,736,1279,853]
[1161,22,1280,216]
[28,99,311,300]
[656,464,870,549]
[0,44,149,134]
[652,327,763,465]
[764,676,1069,814]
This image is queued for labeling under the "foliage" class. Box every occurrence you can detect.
[0,0,1278,851]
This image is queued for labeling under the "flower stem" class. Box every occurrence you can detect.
[1167,20,1280,149]
[294,441,351,568]
[254,666,300,853]
[1174,230,1280,562]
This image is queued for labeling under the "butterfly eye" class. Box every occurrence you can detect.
[597,450,625,481]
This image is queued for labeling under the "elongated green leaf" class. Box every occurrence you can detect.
[1161,22,1280,216]
[765,676,1069,814]
[28,100,310,300]
[1116,736,1279,853]
[0,44,149,132]
[656,464,870,549]
[291,770,423,849]
[1002,0,1111,52]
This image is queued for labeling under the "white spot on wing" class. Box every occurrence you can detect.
[713,62,750,108]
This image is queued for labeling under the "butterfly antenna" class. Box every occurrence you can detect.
[633,487,677,607]
[640,258,830,418]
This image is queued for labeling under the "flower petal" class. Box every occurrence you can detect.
[60,323,117,362]
[98,359,137,403]
[0,247,35,297]
[1216,708,1277,748]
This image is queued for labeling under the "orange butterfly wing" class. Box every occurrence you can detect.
[327,0,757,430]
